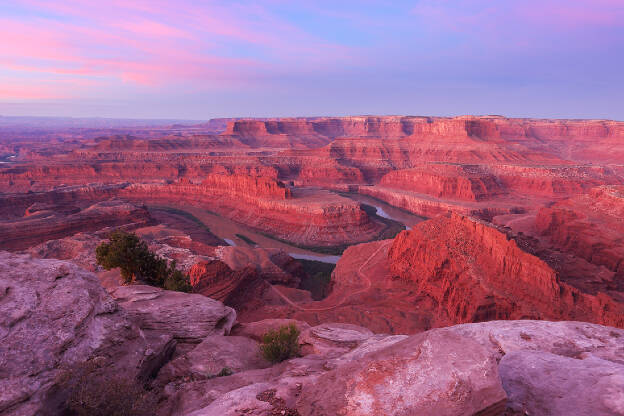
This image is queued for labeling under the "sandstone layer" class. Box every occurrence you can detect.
[0,200,153,251]
[536,185,624,278]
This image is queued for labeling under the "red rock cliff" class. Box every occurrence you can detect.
[380,165,505,201]
[387,213,624,327]
[536,186,624,275]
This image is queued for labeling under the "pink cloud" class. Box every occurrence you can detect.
[0,0,352,98]
[0,84,67,100]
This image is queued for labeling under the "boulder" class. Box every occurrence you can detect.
[109,284,236,345]
[299,322,374,356]
[156,335,269,386]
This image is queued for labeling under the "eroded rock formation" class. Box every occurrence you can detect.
[0,200,153,251]
[388,213,624,328]
[536,186,624,278]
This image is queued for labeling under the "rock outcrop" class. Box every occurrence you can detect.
[0,252,172,416]
[24,232,102,271]
[109,285,236,345]
[215,246,305,286]
[189,260,261,302]
[388,213,624,328]
[536,186,624,277]
[189,248,307,315]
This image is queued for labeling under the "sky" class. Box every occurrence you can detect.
[0,0,622,120]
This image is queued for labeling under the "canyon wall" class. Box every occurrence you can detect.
[379,165,505,201]
[0,200,153,251]
[223,116,624,164]
[387,213,624,328]
[536,186,624,276]
[0,184,126,218]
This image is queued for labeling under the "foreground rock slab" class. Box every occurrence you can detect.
[500,351,624,415]
[297,329,507,416]
[0,252,168,416]
[444,320,624,363]
[181,320,623,416]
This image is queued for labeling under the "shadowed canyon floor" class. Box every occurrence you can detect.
[1,115,624,415]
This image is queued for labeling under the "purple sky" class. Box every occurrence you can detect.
[0,0,622,120]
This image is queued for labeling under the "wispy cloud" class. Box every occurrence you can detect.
[0,0,352,98]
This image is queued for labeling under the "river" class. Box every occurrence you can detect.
[151,192,424,264]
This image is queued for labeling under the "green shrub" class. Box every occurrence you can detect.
[260,324,301,363]
[96,230,191,292]
[59,361,156,416]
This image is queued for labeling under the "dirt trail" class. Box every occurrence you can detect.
[271,240,393,312]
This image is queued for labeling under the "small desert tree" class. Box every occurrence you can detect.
[96,230,151,283]
[260,324,301,363]
[96,230,191,292]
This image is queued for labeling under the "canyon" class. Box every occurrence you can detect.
[1,115,623,415]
